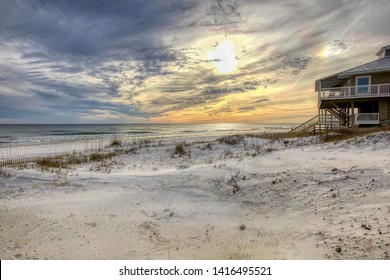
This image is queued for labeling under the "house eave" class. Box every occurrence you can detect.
[315,68,390,91]
[337,68,390,79]
[315,73,342,92]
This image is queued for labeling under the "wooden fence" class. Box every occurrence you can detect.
[0,154,67,167]
[0,150,119,167]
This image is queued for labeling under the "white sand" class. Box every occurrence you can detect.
[0,133,390,259]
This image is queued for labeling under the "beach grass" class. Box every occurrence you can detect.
[0,167,11,177]
[217,135,244,145]
[34,150,116,170]
[320,126,390,143]
[174,142,187,156]
[109,138,122,147]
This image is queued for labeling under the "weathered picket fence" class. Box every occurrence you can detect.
[0,154,66,167]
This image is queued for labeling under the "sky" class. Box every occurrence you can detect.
[1,0,390,124]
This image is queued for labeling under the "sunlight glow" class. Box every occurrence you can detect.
[320,47,343,58]
[207,40,238,74]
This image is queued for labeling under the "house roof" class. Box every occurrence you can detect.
[315,57,390,91]
[337,57,390,79]
[315,44,390,91]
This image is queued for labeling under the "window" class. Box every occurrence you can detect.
[356,76,371,95]
[385,49,390,57]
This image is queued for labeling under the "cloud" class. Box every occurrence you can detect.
[281,55,313,75]
[1,0,390,123]
[0,0,192,57]
[252,98,270,104]
[237,105,255,112]
[187,0,242,28]
[207,105,233,116]
[329,40,348,52]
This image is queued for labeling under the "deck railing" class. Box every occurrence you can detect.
[356,113,379,121]
[320,83,390,99]
[355,113,380,125]
[318,114,342,124]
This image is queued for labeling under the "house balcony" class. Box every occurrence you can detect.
[318,113,379,126]
[320,83,390,100]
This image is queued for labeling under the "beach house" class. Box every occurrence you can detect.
[290,44,390,135]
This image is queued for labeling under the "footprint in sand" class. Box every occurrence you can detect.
[139,221,167,244]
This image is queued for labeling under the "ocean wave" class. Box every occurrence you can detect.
[264,126,292,130]
[180,130,208,133]
[125,131,154,134]
[47,132,114,136]
[0,123,291,146]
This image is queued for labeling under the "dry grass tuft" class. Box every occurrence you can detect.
[217,135,244,145]
[203,143,212,150]
[265,147,278,153]
[174,143,186,156]
[36,158,67,169]
[35,151,116,170]
[109,138,122,147]
[320,126,390,143]
[244,132,294,140]
[0,167,11,178]
[137,137,151,148]
[89,152,115,162]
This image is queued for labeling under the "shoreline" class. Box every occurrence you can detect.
[0,130,294,162]
[0,123,295,159]
[0,132,389,259]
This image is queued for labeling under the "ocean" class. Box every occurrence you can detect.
[0,123,295,146]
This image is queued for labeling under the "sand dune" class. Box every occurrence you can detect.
[1,133,389,259]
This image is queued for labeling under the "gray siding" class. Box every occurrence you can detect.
[349,73,390,85]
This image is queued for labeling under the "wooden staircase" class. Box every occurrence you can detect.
[289,115,319,136]
[320,102,349,126]
[289,103,347,136]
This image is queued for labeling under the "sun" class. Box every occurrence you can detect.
[207,40,238,74]
[320,48,332,58]
[320,46,344,58]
